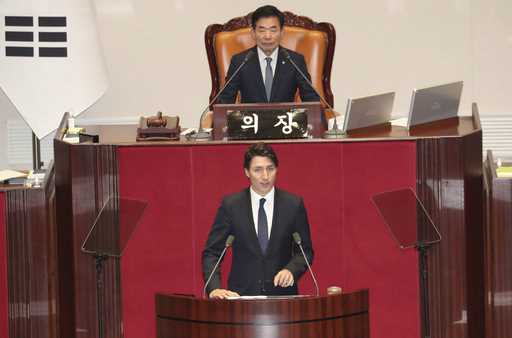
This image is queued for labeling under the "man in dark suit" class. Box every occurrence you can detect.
[202,143,314,299]
[219,5,319,104]
[201,5,319,127]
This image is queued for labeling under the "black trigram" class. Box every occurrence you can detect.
[4,16,68,57]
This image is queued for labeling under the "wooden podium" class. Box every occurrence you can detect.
[52,105,484,338]
[155,290,369,338]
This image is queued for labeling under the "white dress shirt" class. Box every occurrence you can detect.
[257,47,278,83]
[250,186,274,239]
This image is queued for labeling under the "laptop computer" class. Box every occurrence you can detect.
[342,92,395,133]
[407,81,463,129]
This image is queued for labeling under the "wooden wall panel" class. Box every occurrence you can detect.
[483,151,512,338]
[53,116,483,338]
[417,131,484,338]
[54,141,121,338]
[1,167,58,338]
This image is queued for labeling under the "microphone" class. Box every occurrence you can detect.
[280,49,344,138]
[203,235,235,298]
[292,232,319,296]
[193,50,255,140]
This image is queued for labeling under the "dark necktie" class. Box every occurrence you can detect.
[264,57,273,102]
[258,198,269,253]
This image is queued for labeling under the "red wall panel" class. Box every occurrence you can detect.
[118,141,419,338]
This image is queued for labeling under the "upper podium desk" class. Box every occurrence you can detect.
[71,115,479,145]
[53,110,483,338]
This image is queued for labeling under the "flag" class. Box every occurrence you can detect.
[0,0,108,139]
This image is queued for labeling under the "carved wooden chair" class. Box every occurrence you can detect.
[203,10,336,127]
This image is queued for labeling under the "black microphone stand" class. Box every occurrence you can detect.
[281,50,344,139]
[292,232,319,296]
[192,52,255,141]
[94,253,108,338]
[417,242,432,338]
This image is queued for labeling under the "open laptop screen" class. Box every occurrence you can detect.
[407,81,463,128]
[343,92,395,133]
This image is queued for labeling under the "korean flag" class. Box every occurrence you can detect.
[0,0,108,139]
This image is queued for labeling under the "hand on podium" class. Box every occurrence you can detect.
[274,269,294,288]
[209,288,240,299]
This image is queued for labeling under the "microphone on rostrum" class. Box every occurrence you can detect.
[194,50,255,140]
[280,49,343,138]
[292,232,319,296]
[203,235,235,298]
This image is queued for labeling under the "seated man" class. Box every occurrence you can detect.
[202,5,320,127]
[202,143,314,299]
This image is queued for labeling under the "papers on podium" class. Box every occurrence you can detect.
[225,294,311,300]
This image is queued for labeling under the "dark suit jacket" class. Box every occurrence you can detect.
[218,46,320,104]
[202,188,314,296]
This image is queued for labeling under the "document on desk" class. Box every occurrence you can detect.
[226,294,310,300]
[0,169,27,182]
[226,295,268,300]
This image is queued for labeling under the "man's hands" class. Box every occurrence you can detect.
[209,289,240,299]
[274,269,294,288]
[209,269,294,298]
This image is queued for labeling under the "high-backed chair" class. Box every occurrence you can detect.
[205,10,336,120]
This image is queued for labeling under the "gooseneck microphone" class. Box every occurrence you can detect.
[292,232,319,296]
[194,50,255,140]
[203,235,235,298]
[280,49,344,138]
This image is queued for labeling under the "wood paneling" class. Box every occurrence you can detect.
[416,130,484,338]
[156,291,369,338]
[54,139,121,338]
[54,110,484,338]
[0,165,58,338]
[483,150,512,338]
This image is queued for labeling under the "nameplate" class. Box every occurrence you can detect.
[227,108,308,140]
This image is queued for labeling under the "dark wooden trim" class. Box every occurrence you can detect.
[483,150,512,338]
[205,10,336,107]
[156,291,368,338]
[4,168,57,338]
[54,138,122,338]
[416,130,484,338]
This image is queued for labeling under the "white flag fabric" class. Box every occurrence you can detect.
[0,0,108,139]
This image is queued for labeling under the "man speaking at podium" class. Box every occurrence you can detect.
[202,143,314,299]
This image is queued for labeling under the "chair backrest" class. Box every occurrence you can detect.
[205,11,336,107]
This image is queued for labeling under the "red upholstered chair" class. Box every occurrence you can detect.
[203,10,336,127]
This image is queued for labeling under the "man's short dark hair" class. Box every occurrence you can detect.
[251,5,285,29]
[244,143,279,169]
